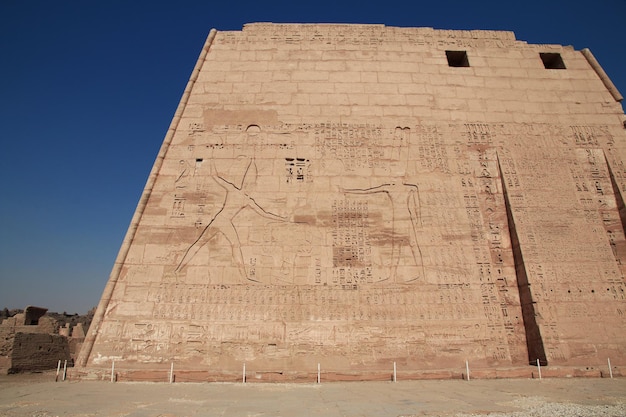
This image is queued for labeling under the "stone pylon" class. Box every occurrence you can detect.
[78,24,626,380]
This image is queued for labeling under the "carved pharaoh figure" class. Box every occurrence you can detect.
[175,157,288,281]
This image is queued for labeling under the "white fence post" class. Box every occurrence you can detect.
[536,359,542,380]
[317,363,320,384]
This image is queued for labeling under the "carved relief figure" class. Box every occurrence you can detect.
[175,158,288,281]
[340,127,425,282]
[343,182,424,282]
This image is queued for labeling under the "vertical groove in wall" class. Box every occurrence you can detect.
[76,29,218,367]
[604,152,626,240]
[496,154,548,366]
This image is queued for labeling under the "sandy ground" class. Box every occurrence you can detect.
[0,372,624,417]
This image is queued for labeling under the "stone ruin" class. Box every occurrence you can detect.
[0,306,85,374]
[77,24,626,381]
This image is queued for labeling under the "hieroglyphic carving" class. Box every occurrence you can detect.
[171,195,185,218]
[168,122,432,286]
[461,147,525,362]
[113,280,527,365]
[341,181,423,283]
[498,141,626,364]
[465,123,494,145]
[314,123,385,171]
[569,125,613,148]
[331,198,372,285]
[149,119,626,367]
[569,149,626,272]
[217,24,518,49]
[571,125,600,147]
[285,157,311,184]
[415,125,450,173]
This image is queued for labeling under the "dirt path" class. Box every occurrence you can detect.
[0,373,624,416]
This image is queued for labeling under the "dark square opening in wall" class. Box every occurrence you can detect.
[540,52,566,69]
[446,50,470,67]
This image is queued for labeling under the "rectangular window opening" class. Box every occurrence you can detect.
[446,50,470,67]
[540,52,566,69]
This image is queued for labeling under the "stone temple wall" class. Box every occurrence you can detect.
[78,23,626,380]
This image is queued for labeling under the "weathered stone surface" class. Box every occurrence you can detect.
[9,333,70,373]
[79,23,626,379]
[0,308,71,374]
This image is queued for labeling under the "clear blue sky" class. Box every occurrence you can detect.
[1,0,625,314]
